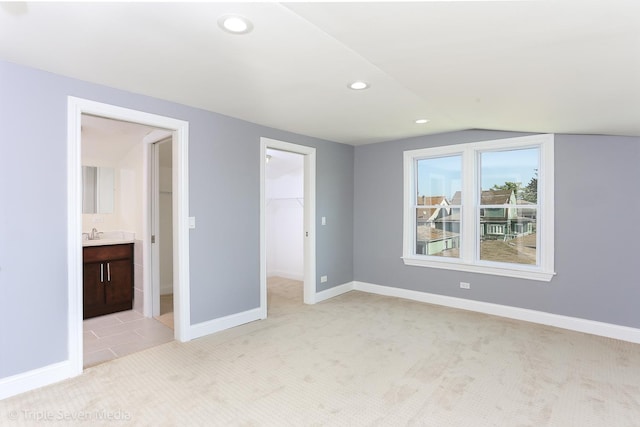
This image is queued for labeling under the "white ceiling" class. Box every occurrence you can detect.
[81,114,158,165]
[1,1,639,145]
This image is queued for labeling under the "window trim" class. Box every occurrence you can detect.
[402,134,555,282]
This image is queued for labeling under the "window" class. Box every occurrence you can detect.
[403,134,554,281]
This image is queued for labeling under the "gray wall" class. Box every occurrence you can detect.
[0,60,354,378]
[354,130,640,329]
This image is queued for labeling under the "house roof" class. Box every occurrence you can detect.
[417,195,446,206]
[450,189,513,205]
[480,234,537,265]
[416,226,459,243]
[416,196,447,220]
[425,233,537,261]
[481,189,513,205]
[435,212,461,223]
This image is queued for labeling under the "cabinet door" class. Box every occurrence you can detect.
[104,259,133,308]
[83,262,105,319]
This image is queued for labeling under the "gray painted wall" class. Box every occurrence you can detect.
[0,60,354,378]
[354,130,640,329]
[3,57,637,382]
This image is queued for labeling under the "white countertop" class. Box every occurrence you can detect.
[82,231,135,247]
[82,238,136,247]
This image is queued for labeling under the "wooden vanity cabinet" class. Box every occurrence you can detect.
[83,243,134,319]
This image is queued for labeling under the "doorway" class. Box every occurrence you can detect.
[67,97,191,375]
[151,138,174,329]
[260,138,316,319]
[81,115,175,367]
[265,149,304,309]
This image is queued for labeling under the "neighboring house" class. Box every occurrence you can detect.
[434,189,534,241]
[415,195,460,255]
[416,225,460,256]
[416,195,449,227]
[517,199,537,220]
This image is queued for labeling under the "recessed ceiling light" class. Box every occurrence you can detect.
[415,119,430,124]
[348,81,369,90]
[218,14,253,35]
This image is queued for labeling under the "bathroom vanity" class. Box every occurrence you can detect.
[83,242,134,319]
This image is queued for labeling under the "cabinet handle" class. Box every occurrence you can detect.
[107,262,111,282]
[100,263,104,283]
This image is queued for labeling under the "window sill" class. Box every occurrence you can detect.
[401,256,555,282]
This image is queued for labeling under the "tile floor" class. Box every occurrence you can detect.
[83,309,174,368]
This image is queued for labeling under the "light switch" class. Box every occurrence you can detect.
[188,217,196,229]
[321,216,326,226]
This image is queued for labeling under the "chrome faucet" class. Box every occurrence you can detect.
[90,227,98,240]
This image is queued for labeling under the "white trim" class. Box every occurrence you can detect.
[260,142,267,319]
[0,362,76,401]
[401,257,555,281]
[353,281,640,344]
[67,98,83,377]
[66,98,191,387]
[189,308,262,340]
[143,130,173,319]
[315,281,354,303]
[403,134,555,282]
[303,150,317,305]
[260,137,317,318]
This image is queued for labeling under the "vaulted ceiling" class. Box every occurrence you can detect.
[1,1,638,145]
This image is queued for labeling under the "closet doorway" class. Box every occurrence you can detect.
[265,149,304,307]
[260,138,316,318]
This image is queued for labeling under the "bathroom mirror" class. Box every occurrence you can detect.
[82,166,114,214]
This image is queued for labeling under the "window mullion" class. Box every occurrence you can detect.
[460,149,476,262]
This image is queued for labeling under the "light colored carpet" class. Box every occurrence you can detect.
[3,278,640,426]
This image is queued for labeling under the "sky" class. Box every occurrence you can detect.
[417,148,538,200]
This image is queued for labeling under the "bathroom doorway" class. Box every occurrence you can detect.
[68,97,191,374]
[80,116,173,367]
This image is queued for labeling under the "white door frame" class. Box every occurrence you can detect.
[67,97,191,376]
[260,137,316,317]
[145,134,172,319]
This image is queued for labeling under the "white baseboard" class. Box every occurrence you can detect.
[189,307,263,340]
[0,361,76,400]
[315,281,354,303]
[267,270,304,281]
[352,281,640,344]
[7,281,637,401]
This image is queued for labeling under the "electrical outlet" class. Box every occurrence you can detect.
[460,282,471,289]
[320,275,327,283]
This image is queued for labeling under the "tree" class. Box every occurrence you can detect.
[522,176,537,203]
[519,169,538,203]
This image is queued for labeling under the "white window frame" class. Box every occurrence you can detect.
[402,134,555,282]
